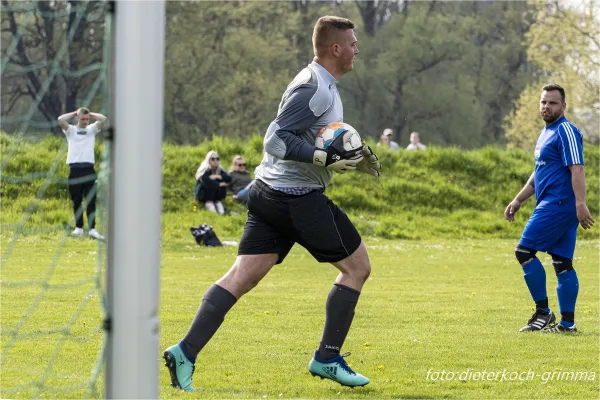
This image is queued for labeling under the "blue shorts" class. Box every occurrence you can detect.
[519,207,579,259]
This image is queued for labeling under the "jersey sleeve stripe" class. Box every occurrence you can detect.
[563,123,577,164]
[561,122,579,165]
[564,123,581,164]
[559,123,574,164]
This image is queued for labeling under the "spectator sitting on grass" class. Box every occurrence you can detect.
[228,155,254,204]
[194,150,231,215]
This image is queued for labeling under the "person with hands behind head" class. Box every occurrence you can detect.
[505,84,594,334]
[57,107,107,240]
[194,150,231,215]
[163,15,380,393]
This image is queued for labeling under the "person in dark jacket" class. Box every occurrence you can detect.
[227,155,254,203]
[194,150,231,215]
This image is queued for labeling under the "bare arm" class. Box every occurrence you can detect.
[515,172,536,203]
[569,164,595,229]
[57,111,77,132]
[89,112,107,129]
[504,172,535,221]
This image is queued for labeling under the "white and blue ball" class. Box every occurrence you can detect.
[315,122,363,152]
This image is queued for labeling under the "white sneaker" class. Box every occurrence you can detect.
[215,201,225,215]
[88,229,105,240]
[205,202,217,213]
[71,227,84,237]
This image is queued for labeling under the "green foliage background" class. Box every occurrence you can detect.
[2,133,597,242]
[3,1,597,148]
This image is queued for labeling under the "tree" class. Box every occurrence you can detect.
[460,1,538,143]
[164,1,309,144]
[337,1,538,148]
[1,0,107,134]
[354,0,405,37]
[341,2,480,146]
[505,0,600,148]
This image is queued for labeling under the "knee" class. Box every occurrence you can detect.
[349,243,371,282]
[550,253,574,276]
[359,262,371,282]
[348,258,370,283]
[218,255,278,298]
[515,245,537,266]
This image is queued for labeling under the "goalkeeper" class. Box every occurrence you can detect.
[163,16,381,392]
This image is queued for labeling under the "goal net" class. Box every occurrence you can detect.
[1,1,110,397]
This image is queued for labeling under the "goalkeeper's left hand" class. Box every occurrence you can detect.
[356,146,381,177]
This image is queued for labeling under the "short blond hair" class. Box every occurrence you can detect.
[312,16,355,58]
[77,107,90,117]
[230,155,244,172]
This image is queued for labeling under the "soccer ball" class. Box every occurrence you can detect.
[315,122,363,152]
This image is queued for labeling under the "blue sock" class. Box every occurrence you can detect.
[522,258,548,307]
[557,269,579,326]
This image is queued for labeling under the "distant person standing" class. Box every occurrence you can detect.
[504,84,594,333]
[406,132,427,151]
[378,128,400,150]
[57,107,107,240]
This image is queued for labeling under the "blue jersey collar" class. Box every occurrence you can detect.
[546,115,567,129]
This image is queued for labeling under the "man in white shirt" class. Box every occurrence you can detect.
[406,131,427,151]
[378,128,400,150]
[57,107,107,240]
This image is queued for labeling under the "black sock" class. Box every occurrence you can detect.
[535,298,549,311]
[317,283,360,360]
[181,284,237,362]
[561,311,575,323]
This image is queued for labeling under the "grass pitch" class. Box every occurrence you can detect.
[1,237,598,399]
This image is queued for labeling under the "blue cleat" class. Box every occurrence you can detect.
[163,344,195,392]
[308,351,370,387]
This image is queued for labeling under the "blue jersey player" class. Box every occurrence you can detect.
[505,84,595,333]
[162,16,381,392]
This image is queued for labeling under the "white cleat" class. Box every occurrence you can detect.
[88,229,105,240]
[71,227,84,237]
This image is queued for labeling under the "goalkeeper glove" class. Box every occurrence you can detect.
[313,131,363,174]
[356,146,382,177]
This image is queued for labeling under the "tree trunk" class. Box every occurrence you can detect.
[66,0,87,113]
[292,0,312,67]
[392,79,405,144]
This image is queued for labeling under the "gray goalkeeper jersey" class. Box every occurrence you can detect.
[254,61,343,190]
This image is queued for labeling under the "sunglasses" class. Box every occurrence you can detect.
[237,163,246,167]
[210,157,220,161]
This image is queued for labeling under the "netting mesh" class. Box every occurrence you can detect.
[1,1,111,397]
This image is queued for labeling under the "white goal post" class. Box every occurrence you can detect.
[106,1,165,398]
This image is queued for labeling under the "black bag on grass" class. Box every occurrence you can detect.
[191,224,222,247]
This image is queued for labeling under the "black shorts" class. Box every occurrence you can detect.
[238,180,362,264]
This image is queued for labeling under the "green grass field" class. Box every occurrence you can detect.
[2,235,598,399]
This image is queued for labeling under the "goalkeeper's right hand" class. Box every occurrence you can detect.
[313,131,364,174]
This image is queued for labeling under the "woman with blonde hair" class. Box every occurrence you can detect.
[227,155,254,203]
[194,150,231,214]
